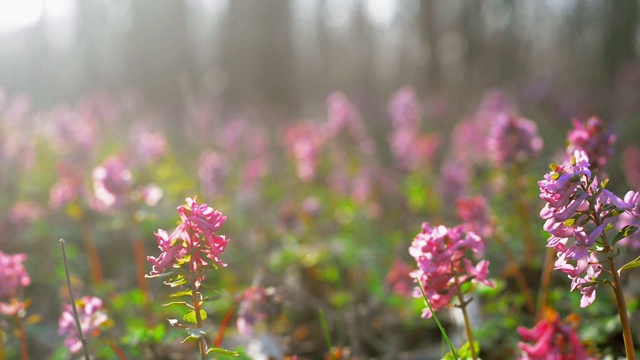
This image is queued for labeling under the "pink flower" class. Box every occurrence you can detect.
[517,310,593,359]
[456,196,492,238]
[147,197,230,289]
[198,151,228,197]
[388,86,421,132]
[59,296,109,353]
[49,162,84,209]
[326,92,364,139]
[486,113,543,166]
[616,212,640,250]
[409,223,493,318]
[129,126,167,165]
[284,122,325,182]
[566,117,616,170]
[236,286,272,336]
[0,251,30,315]
[92,156,132,211]
[386,259,414,297]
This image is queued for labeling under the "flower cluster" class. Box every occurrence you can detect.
[0,251,30,316]
[236,286,282,336]
[566,117,616,170]
[539,150,639,307]
[283,122,325,182]
[147,197,229,289]
[92,156,133,211]
[486,113,543,166]
[456,196,492,239]
[409,223,493,318]
[58,296,109,353]
[517,310,593,360]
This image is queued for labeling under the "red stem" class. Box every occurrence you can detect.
[81,222,104,285]
[133,239,155,327]
[214,304,236,347]
[16,316,28,360]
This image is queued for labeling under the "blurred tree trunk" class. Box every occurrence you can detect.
[603,0,638,80]
[222,0,298,117]
[125,1,191,113]
[418,0,440,94]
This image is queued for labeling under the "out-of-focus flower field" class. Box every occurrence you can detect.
[0,85,639,360]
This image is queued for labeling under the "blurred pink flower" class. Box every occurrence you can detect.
[386,259,414,297]
[236,286,269,336]
[147,197,230,289]
[487,113,543,166]
[566,117,616,170]
[518,310,593,360]
[456,196,492,239]
[284,121,325,182]
[616,211,640,250]
[50,162,84,209]
[58,296,109,353]
[326,92,363,139]
[409,223,493,318]
[8,201,42,227]
[199,150,228,197]
[0,251,30,315]
[92,156,132,211]
[129,126,167,165]
[388,86,421,132]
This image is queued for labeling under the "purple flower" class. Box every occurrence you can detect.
[409,223,493,318]
[566,117,616,170]
[486,113,543,166]
[129,126,167,165]
[59,296,109,353]
[147,197,230,289]
[388,86,421,132]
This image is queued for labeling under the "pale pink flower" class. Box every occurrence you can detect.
[50,162,84,209]
[8,201,42,227]
[92,156,132,211]
[284,122,325,182]
[198,150,228,197]
[0,251,30,316]
[129,126,167,165]
[409,223,493,318]
[517,310,593,359]
[58,296,109,353]
[388,86,421,132]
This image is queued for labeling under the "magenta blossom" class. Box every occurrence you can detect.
[147,197,230,289]
[518,310,593,360]
[486,113,543,166]
[566,117,616,170]
[409,223,493,318]
[58,296,109,353]
[0,251,30,316]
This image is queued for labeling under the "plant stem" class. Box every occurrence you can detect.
[60,239,91,360]
[81,221,104,286]
[608,258,635,360]
[536,247,555,320]
[213,304,235,347]
[133,238,155,327]
[455,286,478,360]
[192,288,207,360]
[416,281,458,360]
[103,334,129,360]
[0,327,6,360]
[16,316,28,360]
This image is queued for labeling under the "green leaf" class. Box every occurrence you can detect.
[612,225,638,245]
[169,290,193,298]
[619,256,640,273]
[164,275,186,287]
[206,348,239,357]
[163,301,192,308]
[183,309,207,324]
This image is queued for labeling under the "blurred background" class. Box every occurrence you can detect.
[1,0,639,125]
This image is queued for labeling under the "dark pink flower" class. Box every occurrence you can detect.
[147,197,230,289]
[59,296,109,353]
[566,117,616,170]
[0,251,30,315]
[386,259,414,297]
[518,310,593,359]
[409,223,493,318]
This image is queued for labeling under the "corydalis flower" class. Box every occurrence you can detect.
[539,150,639,307]
[147,197,229,289]
[566,117,616,170]
[487,113,543,166]
[236,286,270,336]
[409,223,493,318]
[517,310,593,360]
[0,251,30,316]
[58,296,109,353]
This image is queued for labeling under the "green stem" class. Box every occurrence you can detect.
[16,315,28,360]
[0,327,6,360]
[608,257,635,360]
[60,239,91,360]
[455,284,478,360]
[192,287,207,360]
[416,281,458,360]
[494,226,536,314]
